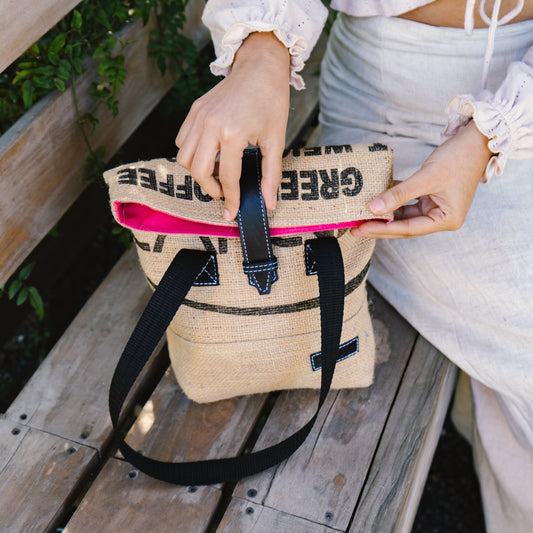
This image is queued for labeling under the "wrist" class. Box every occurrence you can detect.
[459,120,494,183]
[233,31,290,77]
[464,120,494,163]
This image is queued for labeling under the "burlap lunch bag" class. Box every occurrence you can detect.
[105,143,393,485]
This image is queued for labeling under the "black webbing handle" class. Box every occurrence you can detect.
[108,237,345,485]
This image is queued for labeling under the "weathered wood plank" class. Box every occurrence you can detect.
[0,418,96,533]
[0,0,82,74]
[5,249,154,449]
[230,289,418,531]
[63,458,221,533]
[349,338,457,533]
[0,416,29,472]
[63,371,268,532]
[217,498,340,533]
[118,369,268,466]
[0,5,208,287]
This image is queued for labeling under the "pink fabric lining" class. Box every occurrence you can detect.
[116,202,388,237]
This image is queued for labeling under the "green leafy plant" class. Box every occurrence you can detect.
[0,0,217,322]
[0,263,44,319]
[148,0,218,104]
[1,1,141,135]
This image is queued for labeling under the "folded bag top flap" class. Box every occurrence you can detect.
[104,143,394,236]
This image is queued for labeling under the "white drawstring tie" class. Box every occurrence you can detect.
[464,0,524,89]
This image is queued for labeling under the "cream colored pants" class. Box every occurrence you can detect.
[318,14,533,532]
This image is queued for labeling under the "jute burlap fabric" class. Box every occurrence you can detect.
[105,144,393,403]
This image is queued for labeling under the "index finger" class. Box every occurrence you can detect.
[351,215,444,239]
[218,142,247,220]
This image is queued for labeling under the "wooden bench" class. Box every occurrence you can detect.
[0,7,457,532]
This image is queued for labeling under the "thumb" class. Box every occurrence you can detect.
[368,174,429,215]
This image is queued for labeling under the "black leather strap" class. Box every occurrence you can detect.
[108,237,345,486]
[237,148,278,295]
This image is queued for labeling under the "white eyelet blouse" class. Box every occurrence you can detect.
[202,0,533,180]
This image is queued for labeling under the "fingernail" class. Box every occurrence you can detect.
[223,209,233,221]
[369,198,386,214]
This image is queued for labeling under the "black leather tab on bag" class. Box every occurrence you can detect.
[237,148,278,295]
[193,254,219,286]
[311,336,359,371]
[305,241,319,276]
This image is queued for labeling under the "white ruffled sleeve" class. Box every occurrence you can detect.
[444,46,533,182]
[202,0,328,90]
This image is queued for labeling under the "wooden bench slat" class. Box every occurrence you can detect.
[230,290,418,531]
[350,338,457,533]
[0,6,208,287]
[62,372,268,532]
[218,498,340,533]
[5,249,154,448]
[0,417,30,472]
[120,370,267,466]
[63,459,222,533]
[0,0,82,75]
[0,419,96,533]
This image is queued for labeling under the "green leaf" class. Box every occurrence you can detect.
[18,61,37,69]
[71,9,82,29]
[54,78,66,92]
[49,33,67,56]
[104,37,117,53]
[32,65,54,75]
[33,77,54,90]
[16,287,28,306]
[21,80,35,109]
[72,57,83,74]
[56,66,70,80]
[12,70,32,85]
[28,287,44,319]
[30,43,40,56]
[19,262,35,281]
[93,46,105,59]
[58,59,71,71]
[48,52,60,65]
[8,279,22,300]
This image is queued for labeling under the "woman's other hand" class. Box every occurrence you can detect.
[351,121,494,238]
[175,31,290,221]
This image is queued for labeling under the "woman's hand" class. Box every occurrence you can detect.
[351,121,494,238]
[175,32,291,220]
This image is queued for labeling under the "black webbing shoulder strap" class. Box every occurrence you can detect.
[108,237,345,485]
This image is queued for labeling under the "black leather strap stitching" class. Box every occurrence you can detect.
[193,254,219,286]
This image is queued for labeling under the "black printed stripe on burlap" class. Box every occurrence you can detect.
[146,261,370,316]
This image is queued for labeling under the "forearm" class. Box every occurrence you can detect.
[202,0,328,89]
